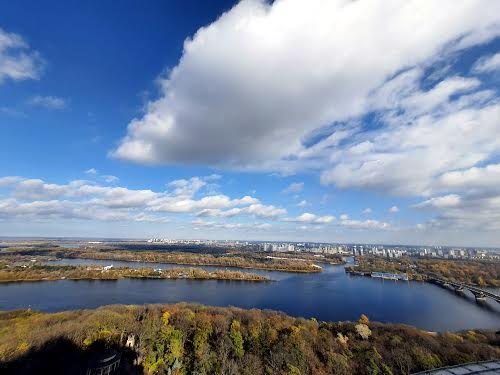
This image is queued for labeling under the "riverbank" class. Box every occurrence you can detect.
[1,303,499,375]
[0,264,271,283]
[347,256,500,287]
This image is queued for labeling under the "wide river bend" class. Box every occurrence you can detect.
[0,258,498,332]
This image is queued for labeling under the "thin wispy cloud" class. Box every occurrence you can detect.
[472,52,500,73]
[85,168,98,175]
[297,200,308,208]
[29,95,68,110]
[283,182,304,193]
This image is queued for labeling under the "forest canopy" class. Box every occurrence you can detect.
[1,303,499,375]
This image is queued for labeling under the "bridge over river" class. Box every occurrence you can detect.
[430,277,500,303]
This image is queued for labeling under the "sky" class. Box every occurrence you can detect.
[1,0,500,247]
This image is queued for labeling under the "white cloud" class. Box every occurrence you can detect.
[421,193,500,231]
[84,169,120,185]
[285,212,335,224]
[167,177,206,197]
[204,173,222,181]
[148,194,259,214]
[439,163,500,191]
[413,163,500,231]
[414,194,461,209]
[399,76,480,115]
[389,206,399,213]
[88,187,158,209]
[29,95,67,110]
[362,208,372,214]
[320,81,500,196]
[191,219,272,231]
[165,174,224,198]
[0,176,21,187]
[107,0,500,239]
[340,218,391,231]
[0,175,279,224]
[297,200,308,208]
[104,175,119,184]
[283,182,304,193]
[196,203,286,219]
[112,0,500,169]
[106,0,500,239]
[0,198,140,223]
[234,203,286,218]
[131,213,170,223]
[333,212,392,230]
[472,52,500,73]
[0,28,43,84]
[5,178,86,200]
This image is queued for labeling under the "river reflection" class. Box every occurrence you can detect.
[0,258,498,332]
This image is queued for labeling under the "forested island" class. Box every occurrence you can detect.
[0,264,270,283]
[347,256,500,287]
[1,303,499,375]
[1,245,326,273]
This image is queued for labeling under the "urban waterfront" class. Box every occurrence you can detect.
[1,259,498,332]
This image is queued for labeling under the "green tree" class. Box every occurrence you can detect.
[162,325,184,367]
[229,320,245,359]
[192,315,213,374]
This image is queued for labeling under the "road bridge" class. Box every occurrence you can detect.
[430,277,500,303]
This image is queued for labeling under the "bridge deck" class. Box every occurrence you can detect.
[411,359,500,374]
[430,278,500,302]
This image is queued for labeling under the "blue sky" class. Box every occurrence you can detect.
[1,0,500,246]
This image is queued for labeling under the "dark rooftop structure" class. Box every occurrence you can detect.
[85,349,121,375]
[412,359,500,375]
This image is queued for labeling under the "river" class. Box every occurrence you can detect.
[0,258,498,332]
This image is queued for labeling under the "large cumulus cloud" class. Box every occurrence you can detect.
[112,0,500,170]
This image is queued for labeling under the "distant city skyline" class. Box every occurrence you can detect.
[1,0,500,246]
[2,236,500,253]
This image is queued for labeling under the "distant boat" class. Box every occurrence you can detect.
[103,265,113,270]
[371,272,408,281]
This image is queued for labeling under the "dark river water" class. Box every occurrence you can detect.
[0,258,499,332]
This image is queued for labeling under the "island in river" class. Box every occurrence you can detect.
[0,263,270,283]
[1,244,331,273]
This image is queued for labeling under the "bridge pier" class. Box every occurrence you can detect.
[429,278,500,303]
[470,290,486,300]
